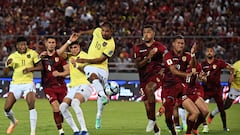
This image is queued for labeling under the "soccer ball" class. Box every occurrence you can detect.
[104,81,119,96]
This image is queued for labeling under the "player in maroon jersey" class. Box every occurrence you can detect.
[185,63,209,135]
[133,25,168,135]
[40,36,77,135]
[201,45,234,132]
[162,35,200,135]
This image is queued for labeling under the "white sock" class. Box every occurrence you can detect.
[96,97,104,119]
[59,128,64,134]
[92,79,105,97]
[178,108,187,126]
[59,102,79,132]
[30,109,37,133]
[5,110,16,123]
[71,98,87,131]
[211,107,219,116]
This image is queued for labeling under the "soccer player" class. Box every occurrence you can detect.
[59,41,92,135]
[185,63,209,135]
[201,45,234,131]
[76,22,115,129]
[3,37,42,135]
[208,60,239,124]
[40,36,71,135]
[133,25,168,135]
[162,35,200,135]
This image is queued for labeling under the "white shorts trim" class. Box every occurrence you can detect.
[228,87,240,100]
[66,84,93,101]
[9,83,36,100]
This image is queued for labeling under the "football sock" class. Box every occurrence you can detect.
[96,97,104,119]
[71,98,87,131]
[211,108,219,116]
[186,119,195,134]
[5,110,16,123]
[149,102,156,121]
[179,108,187,126]
[193,113,205,130]
[92,79,105,97]
[60,102,79,132]
[54,112,63,130]
[30,109,37,133]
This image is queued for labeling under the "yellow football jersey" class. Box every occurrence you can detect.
[6,49,41,84]
[87,27,115,70]
[231,60,240,91]
[68,51,90,87]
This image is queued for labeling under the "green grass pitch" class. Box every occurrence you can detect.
[0,98,239,135]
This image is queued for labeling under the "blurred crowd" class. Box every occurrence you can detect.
[0,0,240,65]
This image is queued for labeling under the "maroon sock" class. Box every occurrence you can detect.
[193,113,205,130]
[174,115,180,126]
[149,102,156,121]
[186,119,195,134]
[54,112,63,130]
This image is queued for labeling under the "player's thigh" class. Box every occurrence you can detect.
[75,84,93,102]
[84,66,108,84]
[182,98,199,115]
[195,97,209,116]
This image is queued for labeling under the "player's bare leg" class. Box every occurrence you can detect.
[4,92,18,134]
[182,98,200,135]
[192,97,209,134]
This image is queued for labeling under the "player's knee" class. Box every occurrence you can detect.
[71,98,80,107]
[88,73,98,82]
[59,102,68,113]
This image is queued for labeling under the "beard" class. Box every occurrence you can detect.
[207,55,213,59]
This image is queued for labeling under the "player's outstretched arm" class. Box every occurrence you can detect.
[52,64,70,77]
[78,29,94,36]
[57,33,80,55]
[76,55,107,64]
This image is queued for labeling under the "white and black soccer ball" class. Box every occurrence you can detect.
[104,81,119,96]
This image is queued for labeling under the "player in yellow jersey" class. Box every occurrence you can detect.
[3,37,42,135]
[57,35,92,135]
[207,60,238,127]
[76,22,115,129]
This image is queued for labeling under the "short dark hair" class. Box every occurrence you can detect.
[101,21,113,30]
[69,41,79,46]
[45,36,57,41]
[143,25,155,31]
[16,37,27,43]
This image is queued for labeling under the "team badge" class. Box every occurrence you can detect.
[182,56,186,62]
[103,42,107,47]
[213,64,217,69]
[55,57,59,62]
[27,54,31,58]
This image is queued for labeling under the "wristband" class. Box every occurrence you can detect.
[67,40,72,45]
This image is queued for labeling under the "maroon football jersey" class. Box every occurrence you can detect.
[201,59,228,90]
[185,63,202,93]
[41,52,68,88]
[133,41,167,83]
[163,51,191,87]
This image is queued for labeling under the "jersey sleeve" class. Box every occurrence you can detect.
[93,27,102,38]
[218,59,228,69]
[103,40,115,58]
[31,50,41,64]
[5,54,14,67]
[164,52,174,68]
[132,45,140,59]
